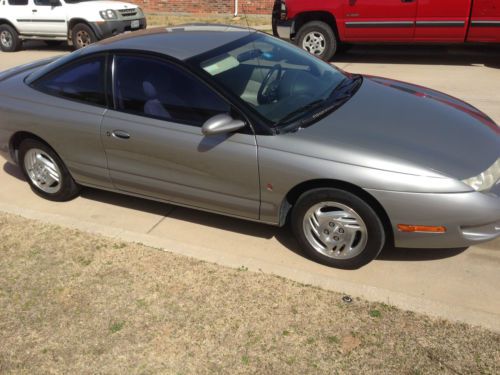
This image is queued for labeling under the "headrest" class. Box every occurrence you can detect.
[143,81,157,99]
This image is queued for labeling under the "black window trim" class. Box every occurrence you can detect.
[30,52,109,109]
[108,50,255,133]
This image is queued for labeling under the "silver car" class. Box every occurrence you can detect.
[0,25,499,269]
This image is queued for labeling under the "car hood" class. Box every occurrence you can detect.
[277,76,499,180]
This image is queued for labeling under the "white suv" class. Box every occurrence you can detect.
[0,0,146,52]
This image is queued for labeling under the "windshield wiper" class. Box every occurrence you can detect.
[274,99,327,127]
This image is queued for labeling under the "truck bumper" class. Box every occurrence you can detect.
[89,18,147,40]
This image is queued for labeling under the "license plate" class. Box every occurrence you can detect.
[131,20,140,29]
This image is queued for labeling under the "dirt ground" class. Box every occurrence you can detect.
[0,212,498,374]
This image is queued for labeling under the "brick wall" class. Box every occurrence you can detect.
[130,0,275,15]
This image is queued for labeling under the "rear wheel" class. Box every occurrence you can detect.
[291,188,386,269]
[0,24,21,52]
[19,139,80,202]
[296,21,337,61]
[71,23,96,50]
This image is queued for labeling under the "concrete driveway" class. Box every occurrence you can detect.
[1,41,499,332]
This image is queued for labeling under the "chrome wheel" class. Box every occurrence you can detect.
[302,31,326,56]
[76,30,91,48]
[23,148,62,194]
[0,30,13,49]
[303,201,368,260]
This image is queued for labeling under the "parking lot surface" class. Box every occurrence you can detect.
[1,41,499,331]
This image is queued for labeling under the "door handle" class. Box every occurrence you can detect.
[110,130,130,140]
[401,0,415,2]
[32,9,37,12]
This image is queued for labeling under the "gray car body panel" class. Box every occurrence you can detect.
[0,26,499,250]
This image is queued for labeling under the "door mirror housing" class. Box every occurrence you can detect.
[202,114,246,136]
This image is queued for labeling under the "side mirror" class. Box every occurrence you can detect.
[202,114,245,136]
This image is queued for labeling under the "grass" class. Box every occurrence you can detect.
[0,212,499,374]
[146,13,271,29]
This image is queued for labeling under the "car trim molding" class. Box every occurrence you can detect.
[470,20,500,27]
[415,21,465,28]
[16,19,66,23]
[344,21,414,28]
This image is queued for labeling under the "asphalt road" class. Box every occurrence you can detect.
[1,41,499,332]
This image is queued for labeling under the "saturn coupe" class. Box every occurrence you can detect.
[0,25,499,269]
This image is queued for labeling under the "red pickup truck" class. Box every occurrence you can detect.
[272,0,500,60]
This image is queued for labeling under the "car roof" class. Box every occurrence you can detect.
[82,24,256,60]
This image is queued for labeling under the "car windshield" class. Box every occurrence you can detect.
[192,33,354,129]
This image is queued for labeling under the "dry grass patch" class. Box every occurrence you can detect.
[0,212,499,374]
[146,13,271,29]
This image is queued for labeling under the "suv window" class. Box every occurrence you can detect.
[8,0,29,5]
[33,56,106,106]
[113,55,230,126]
[34,0,54,5]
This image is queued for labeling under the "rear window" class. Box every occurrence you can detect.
[32,56,106,107]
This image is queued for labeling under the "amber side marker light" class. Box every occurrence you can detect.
[397,224,447,233]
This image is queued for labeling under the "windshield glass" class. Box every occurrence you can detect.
[193,33,349,127]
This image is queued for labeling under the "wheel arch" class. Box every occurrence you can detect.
[280,179,394,246]
[9,131,53,163]
[0,19,20,35]
[294,11,340,41]
[68,18,92,40]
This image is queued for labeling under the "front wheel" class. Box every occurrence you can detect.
[71,23,97,50]
[291,188,386,269]
[296,21,337,61]
[19,139,80,202]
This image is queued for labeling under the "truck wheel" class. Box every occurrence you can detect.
[291,188,386,269]
[72,23,96,50]
[296,21,337,61]
[0,24,22,52]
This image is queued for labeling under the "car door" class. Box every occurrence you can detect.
[7,0,34,35]
[467,0,500,43]
[100,54,261,220]
[343,0,417,40]
[415,0,471,41]
[27,0,67,36]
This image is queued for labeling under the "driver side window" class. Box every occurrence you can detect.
[113,54,230,127]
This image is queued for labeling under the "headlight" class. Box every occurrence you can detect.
[462,158,500,192]
[99,9,117,20]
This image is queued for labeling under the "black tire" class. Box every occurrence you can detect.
[296,21,337,61]
[0,24,22,52]
[71,23,97,50]
[19,139,80,202]
[291,188,385,269]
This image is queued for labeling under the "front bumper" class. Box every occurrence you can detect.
[272,18,295,40]
[90,18,147,40]
[367,189,500,249]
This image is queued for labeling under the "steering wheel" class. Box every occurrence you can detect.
[258,64,283,105]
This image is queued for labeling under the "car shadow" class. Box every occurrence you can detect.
[2,161,473,263]
[332,44,500,69]
[21,40,71,52]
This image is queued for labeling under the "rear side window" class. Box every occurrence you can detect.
[8,0,29,4]
[113,55,230,126]
[33,56,106,106]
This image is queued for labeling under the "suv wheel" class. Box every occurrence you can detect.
[296,21,337,61]
[72,23,96,50]
[0,24,21,52]
[291,188,386,269]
